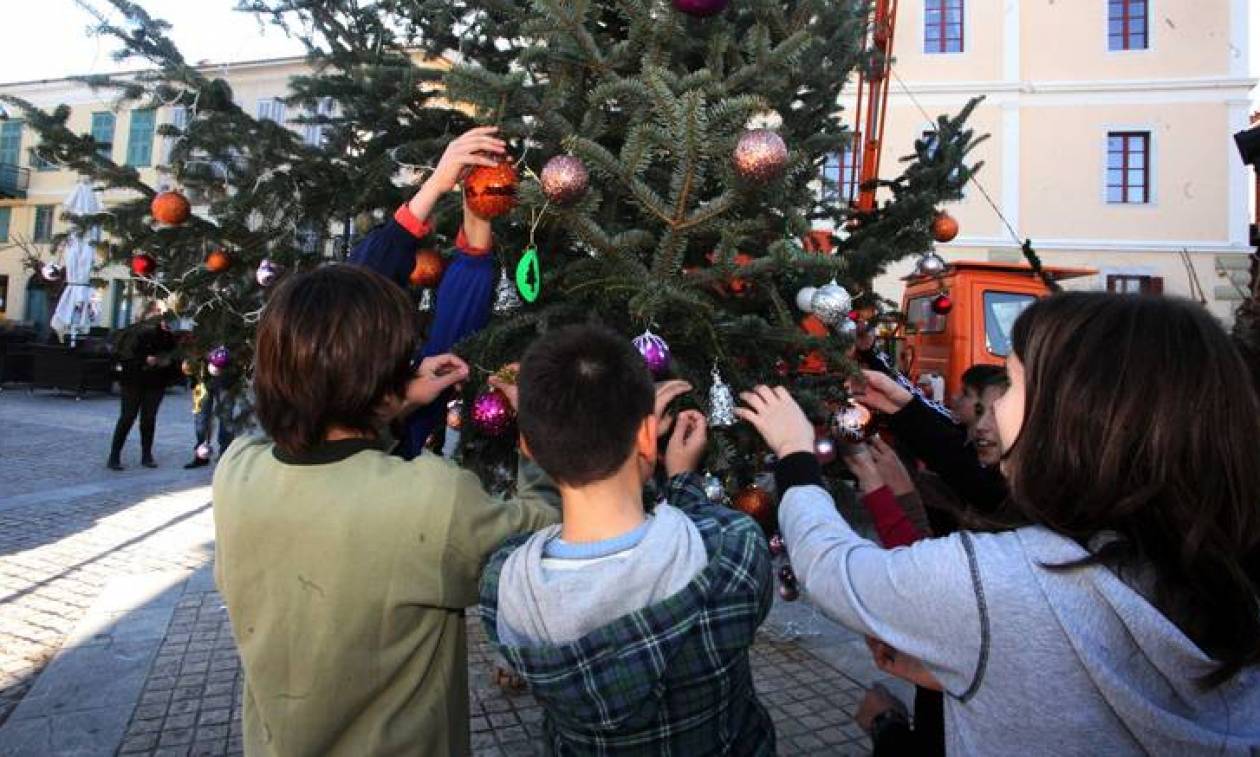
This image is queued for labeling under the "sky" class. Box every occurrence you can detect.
[0,0,1258,101]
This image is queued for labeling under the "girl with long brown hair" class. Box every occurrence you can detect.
[739,293,1260,754]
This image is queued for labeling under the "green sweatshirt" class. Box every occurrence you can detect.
[212,435,559,756]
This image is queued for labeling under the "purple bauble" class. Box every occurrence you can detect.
[768,534,786,557]
[471,389,515,437]
[256,259,279,287]
[207,346,231,369]
[632,329,671,378]
[673,0,729,17]
[540,155,590,205]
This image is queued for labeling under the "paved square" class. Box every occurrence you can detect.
[0,390,904,755]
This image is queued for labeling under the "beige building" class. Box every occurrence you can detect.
[825,0,1256,321]
[0,55,327,331]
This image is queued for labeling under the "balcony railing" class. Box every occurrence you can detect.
[0,163,29,199]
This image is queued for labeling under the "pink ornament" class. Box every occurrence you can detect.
[769,534,786,557]
[814,436,837,465]
[207,346,231,369]
[472,389,515,437]
[673,0,729,17]
[632,329,671,378]
[540,155,589,205]
[195,443,213,461]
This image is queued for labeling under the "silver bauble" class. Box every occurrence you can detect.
[795,286,818,313]
[916,252,948,277]
[809,280,852,325]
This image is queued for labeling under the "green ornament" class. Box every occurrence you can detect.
[515,246,541,303]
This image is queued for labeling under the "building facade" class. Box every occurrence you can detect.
[0,55,327,331]
[824,0,1256,321]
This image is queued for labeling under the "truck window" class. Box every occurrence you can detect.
[984,291,1036,356]
[907,295,946,334]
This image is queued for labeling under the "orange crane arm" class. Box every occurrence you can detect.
[850,0,899,214]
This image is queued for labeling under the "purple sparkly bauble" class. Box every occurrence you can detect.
[673,0,729,17]
[768,534,786,557]
[255,259,279,287]
[471,389,515,437]
[733,128,789,183]
[540,155,590,205]
[207,346,231,369]
[632,329,671,378]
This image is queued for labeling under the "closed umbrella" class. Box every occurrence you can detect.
[50,180,102,345]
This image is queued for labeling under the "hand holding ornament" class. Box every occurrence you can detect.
[734,386,815,459]
[665,410,709,477]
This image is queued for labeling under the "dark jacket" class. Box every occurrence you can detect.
[114,319,178,388]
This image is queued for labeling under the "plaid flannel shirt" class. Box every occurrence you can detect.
[480,473,776,756]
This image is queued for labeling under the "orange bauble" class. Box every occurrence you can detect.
[798,315,830,375]
[151,190,191,225]
[731,485,776,536]
[800,314,830,338]
[205,249,232,274]
[409,248,445,288]
[464,162,519,219]
[727,253,756,295]
[803,230,835,254]
[932,211,959,243]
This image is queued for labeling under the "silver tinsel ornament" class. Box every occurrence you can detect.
[492,268,522,314]
[708,366,736,427]
[418,288,434,313]
[810,280,852,325]
[702,473,725,503]
[915,252,948,277]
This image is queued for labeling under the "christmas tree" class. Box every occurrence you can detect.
[8,0,981,490]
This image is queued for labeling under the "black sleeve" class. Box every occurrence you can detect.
[888,397,1008,513]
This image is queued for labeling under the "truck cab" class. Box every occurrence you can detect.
[899,261,1095,401]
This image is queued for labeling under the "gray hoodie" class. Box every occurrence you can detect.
[780,483,1260,755]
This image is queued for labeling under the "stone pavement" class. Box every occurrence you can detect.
[0,389,910,756]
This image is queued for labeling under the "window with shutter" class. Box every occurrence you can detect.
[925,0,964,54]
[125,109,156,167]
[91,112,116,160]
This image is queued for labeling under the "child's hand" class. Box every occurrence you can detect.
[735,386,814,459]
[653,380,693,438]
[846,370,913,415]
[842,443,885,494]
[870,437,916,497]
[488,362,521,410]
[404,354,470,409]
[665,410,708,477]
[425,126,506,196]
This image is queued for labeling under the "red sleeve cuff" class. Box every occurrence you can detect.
[455,226,493,257]
[394,203,433,240]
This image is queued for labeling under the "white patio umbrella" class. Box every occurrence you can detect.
[50,180,103,345]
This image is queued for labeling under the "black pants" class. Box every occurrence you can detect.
[109,383,166,463]
[872,687,945,756]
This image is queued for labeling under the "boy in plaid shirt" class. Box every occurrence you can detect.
[480,325,775,755]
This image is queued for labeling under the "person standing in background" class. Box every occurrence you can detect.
[107,301,178,470]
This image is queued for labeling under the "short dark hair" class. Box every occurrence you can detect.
[254,265,417,457]
[961,364,1009,394]
[1006,292,1260,686]
[517,325,655,487]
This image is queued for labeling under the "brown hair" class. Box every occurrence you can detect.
[254,265,417,457]
[1006,292,1260,686]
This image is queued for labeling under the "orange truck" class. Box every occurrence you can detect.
[898,261,1095,401]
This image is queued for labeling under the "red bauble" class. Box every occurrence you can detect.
[727,253,755,295]
[464,162,519,219]
[798,315,830,375]
[130,253,157,277]
[799,314,829,338]
[731,485,775,536]
[931,293,954,315]
[205,249,232,274]
[151,190,191,225]
[410,248,445,288]
[932,211,959,243]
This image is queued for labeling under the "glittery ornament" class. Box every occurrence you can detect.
[815,436,837,465]
[205,249,232,274]
[708,366,736,427]
[418,288,434,313]
[932,211,960,243]
[409,248,444,288]
[471,388,515,437]
[810,280,852,325]
[151,190,191,225]
[255,259,279,287]
[632,329,671,378]
[464,161,519,219]
[915,252,948,277]
[446,398,464,431]
[493,268,523,315]
[207,363,222,377]
[195,443,213,461]
[702,474,725,503]
[769,534,786,557]
[130,253,157,277]
[931,292,954,315]
[732,129,788,183]
[40,263,63,282]
[795,286,818,313]
[732,485,775,536]
[540,156,589,205]
[779,564,797,584]
[673,0,729,16]
[207,346,231,369]
[833,402,873,443]
[778,580,800,602]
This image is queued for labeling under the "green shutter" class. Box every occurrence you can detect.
[0,122,22,166]
[91,112,116,160]
[33,205,54,242]
[0,207,10,242]
[125,109,155,167]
